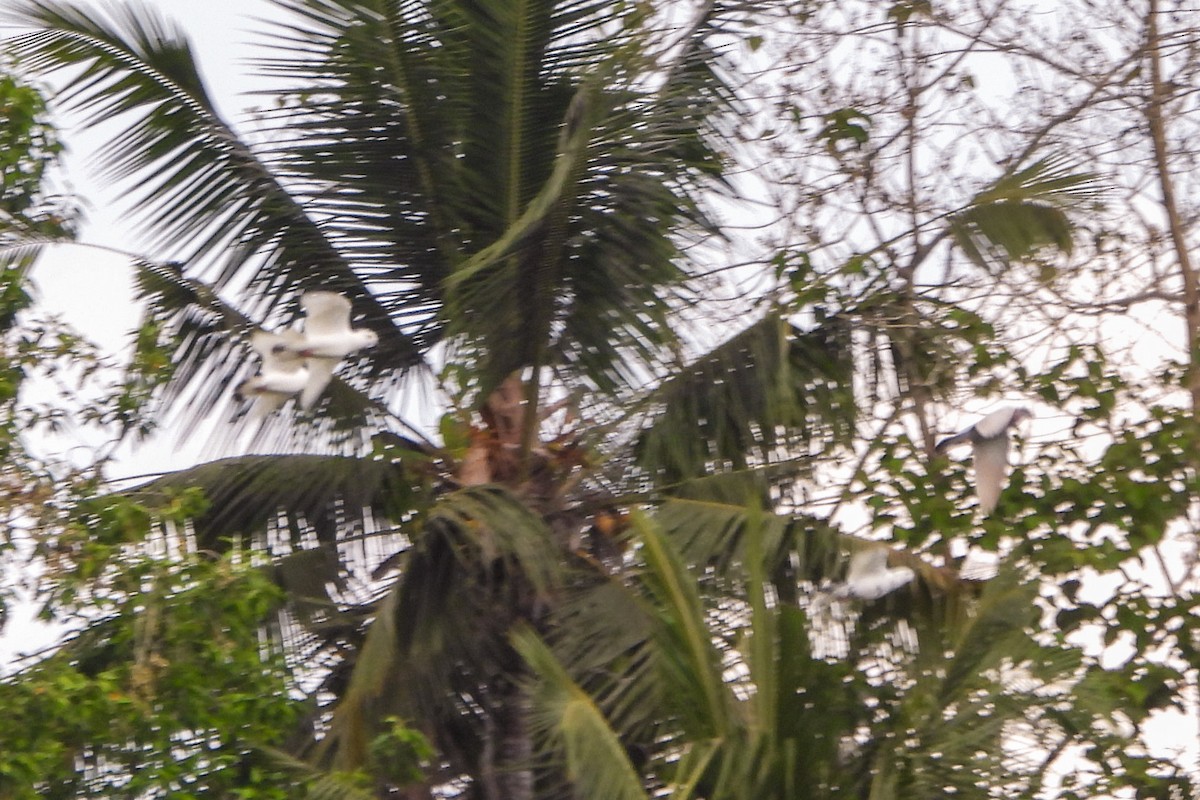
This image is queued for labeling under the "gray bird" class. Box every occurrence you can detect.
[935,405,1031,514]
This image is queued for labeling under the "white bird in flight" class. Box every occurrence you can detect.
[935,405,1031,514]
[833,547,915,600]
[234,329,310,419]
[272,290,379,409]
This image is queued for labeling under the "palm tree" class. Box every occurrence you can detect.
[517,513,1121,800]
[1,0,796,795]
[0,1,1114,797]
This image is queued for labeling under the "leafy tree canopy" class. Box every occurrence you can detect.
[0,1,1198,798]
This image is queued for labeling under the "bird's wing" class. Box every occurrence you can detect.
[973,406,1019,439]
[299,357,338,409]
[972,435,1010,514]
[846,547,888,583]
[233,376,259,403]
[301,291,352,337]
[852,567,915,600]
[252,329,306,372]
[934,428,973,453]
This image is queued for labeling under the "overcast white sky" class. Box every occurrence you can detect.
[32,0,284,351]
[4,0,289,668]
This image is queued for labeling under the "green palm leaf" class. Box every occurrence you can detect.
[514,624,648,800]
[635,512,736,740]
[634,310,856,485]
[3,2,387,297]
[5,0,744,437]
[879,567,1087,798]
[310,574,405,772]
[653,496,840,580]
[949,156,1103,268]
[3,0,421,420]
[528,509,1106,800]
[316,485,567,777]
[132,259,421,445]
[134,452,425,547]
[258,746,378,800]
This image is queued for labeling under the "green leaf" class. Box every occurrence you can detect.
[635,311,856,484]
[634,512,735,740]
[948,156,1103,269]
[514,625,647,800]
[818,107,872,152]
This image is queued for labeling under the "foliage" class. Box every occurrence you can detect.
[0,67,74,444]
[1,0,1200,798]
[0,554,302,799]
[0,69,74,240]
[520,514,1130,800]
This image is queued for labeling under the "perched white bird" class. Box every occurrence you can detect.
[935,405,1032,514]
[273,291,379,409]
[234,330,311,419]
[833,547,915,600]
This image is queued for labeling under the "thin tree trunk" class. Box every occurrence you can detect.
[1145,0,1200,411]
[1144,0,1200,762]
[480,674,533,800]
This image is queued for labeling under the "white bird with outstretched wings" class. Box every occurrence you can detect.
[234,329,310,419]
[272,291,379,409]
[935,405,1031,514]
[833,547,915,600]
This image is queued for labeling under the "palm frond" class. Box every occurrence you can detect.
[949,156,1103,268]
[311,574,405,771]
[634,310,856,485]
[937,567,1041,702]
[887,566,1088,798]
[445,79,597,393]
[427,484,566,597]
[132,258,423,446]
[634,512,736,740]
[317,485,567,777]
[514,624,648,800]
[530,507,873,799]
[257,746,377,800]
[8,0,747,430]
[653,496,842,585]
[742,511,777,732]
[3,0,422,396]
[132,452,426,549]
[253,0,466,351]
[0,240,53,309]
[266,0,739,400]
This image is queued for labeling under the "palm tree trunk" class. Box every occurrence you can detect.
[496,689,533,800]
[479,675,533,800]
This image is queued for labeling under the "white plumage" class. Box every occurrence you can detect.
[234,330,310,419]
[271,291,379,409]
[935,405,1031,514]
[833,547,915,600]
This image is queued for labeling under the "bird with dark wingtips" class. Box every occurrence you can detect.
[935,405,1032,514]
